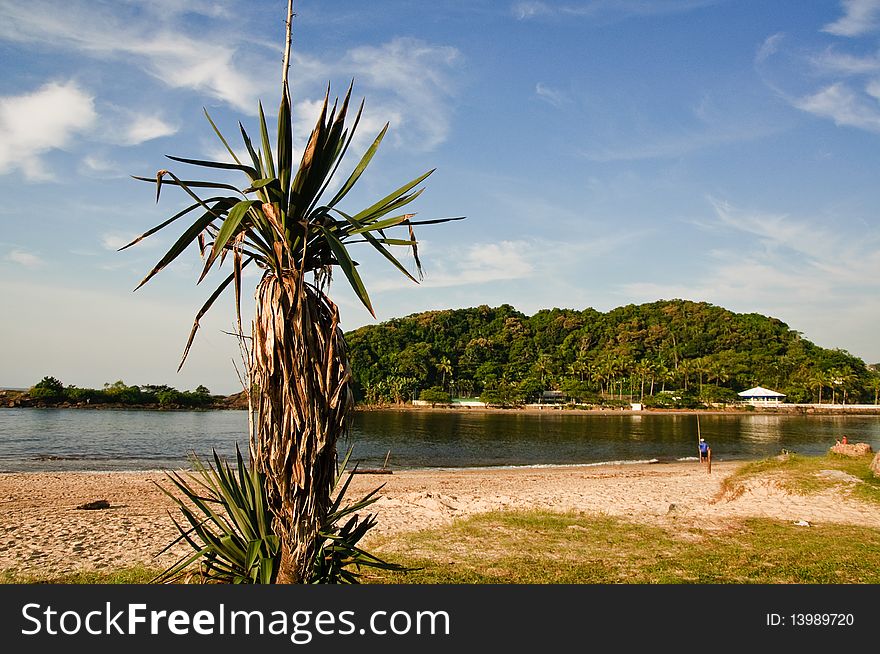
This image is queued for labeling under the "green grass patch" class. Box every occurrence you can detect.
[721,452,880,505]
[362,510,880,584]
[5,512,879,584]
[0,564,160,585]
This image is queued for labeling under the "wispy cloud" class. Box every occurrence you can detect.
[0,4,462,151]
[755,33,785,65]
[578,120,777,162]
[294,37,462,152]
[0,1,272,113]
[794,82,880,134]
[535,83,570,108]
[370,240,534,293]
[512,0,716,22]
[101,233,139,251]
[620,198,880,355]
[117,114,178,146]
[5,249,45,268]
[80,154,126,178]
[822,0,880,37]
[512,1,551,20]
[812,49,880,75]
[0,81,96,181]
[627,198,880,307]
[758,4,880,135]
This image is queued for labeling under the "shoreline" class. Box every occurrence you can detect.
[4,401,880,416]
[355,404,880,416]
[3,457,879,577]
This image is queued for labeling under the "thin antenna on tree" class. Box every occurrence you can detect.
[282,0,294,90]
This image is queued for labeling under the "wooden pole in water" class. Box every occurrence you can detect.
[697,415,711,474]
[696,415,702,461]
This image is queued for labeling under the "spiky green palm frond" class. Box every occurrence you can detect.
[153,445,279,584]
[126,81,462,367]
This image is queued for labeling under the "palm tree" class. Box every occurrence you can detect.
[568,359,587,382]
[831,367,855,405]
[706,359,729,388]
[634,360,651,402]
[125,3,460,583]
[677,358,694,392]
[534,354,553,383]
[590,364,607,397]
[809,370,829,404]
[693,357,708,395]
[437,357,453,390]
[870,373,880,405]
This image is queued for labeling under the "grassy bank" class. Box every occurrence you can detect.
[4,514,879,584]
[720,451,880,505]
[364,512,880,584]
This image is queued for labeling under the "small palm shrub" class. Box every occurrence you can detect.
[154,447,400,584]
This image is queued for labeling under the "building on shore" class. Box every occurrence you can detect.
[738,386,786,406]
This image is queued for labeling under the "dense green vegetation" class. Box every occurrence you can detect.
[21,376,220,408]
[346,300,880,407]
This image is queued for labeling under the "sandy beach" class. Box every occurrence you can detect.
[1,460,878,577]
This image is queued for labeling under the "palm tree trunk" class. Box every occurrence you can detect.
[250,272,352,583]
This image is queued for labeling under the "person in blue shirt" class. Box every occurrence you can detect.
[699,438,711,465]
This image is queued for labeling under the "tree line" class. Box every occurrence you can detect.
[24,377,219,408]
[345,300,880,407]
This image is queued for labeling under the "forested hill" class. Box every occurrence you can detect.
[345,300,879,406]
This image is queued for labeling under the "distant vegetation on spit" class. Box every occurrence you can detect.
[346,299,880,408]
[9,378,223,409]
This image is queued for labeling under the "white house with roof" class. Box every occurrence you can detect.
[738,386,786,406]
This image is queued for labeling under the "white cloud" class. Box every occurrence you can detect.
[294,37,462,152]
[119,114,178,146]
[535,83,569,108]
[344,38,461,151]
[101,234,138,251]
[709,198,880,282]
[0,3,462,149]
[757,20,880,136]
[0,81,97,181]
[755,33,785,65]
[5,249,44,268]
[81,154,127,178]
[512,1,551,20]
[812,49,880,75]
[794,82,880,133]
[512,0,716,22]
[578,121,778,161]
[822,0,880,37]
[369,240,534,293]
[0,2,272,113]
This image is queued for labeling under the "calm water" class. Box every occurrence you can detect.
[0,408,878,472]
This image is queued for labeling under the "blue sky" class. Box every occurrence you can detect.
[2,0,880,394]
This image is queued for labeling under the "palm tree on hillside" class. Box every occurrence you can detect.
[809,370,829,404]
[437,357,453,390]
[870,373,880,405]
[830,367,855,405]
[634,360,651,402]
[126,3,460,583]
